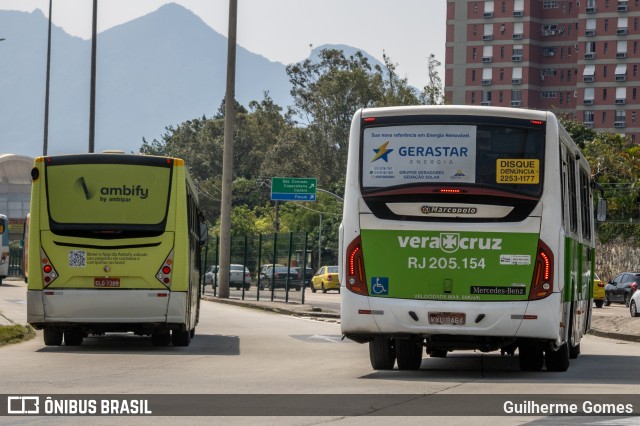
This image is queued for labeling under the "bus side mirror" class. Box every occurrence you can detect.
[596,199,607,222]
[199,223,209,245]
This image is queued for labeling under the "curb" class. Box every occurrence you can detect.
[588,329,640,343]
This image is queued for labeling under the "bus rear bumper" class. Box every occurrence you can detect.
[341,289,562,341]
[27,289,187,328]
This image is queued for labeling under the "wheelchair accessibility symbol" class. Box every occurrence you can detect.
[371,277,389,295]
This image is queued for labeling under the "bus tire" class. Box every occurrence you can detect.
[518,343,544,371]
[429,349,447,358]
[369,337,396,370]
[569,343,580,359]
[395,338,423,370]
[545,342,570,372]
[43,328,63,346]
[64,330,83,346]
[172,329,191,347]
[151,331,171,346]
[630,300,640,317]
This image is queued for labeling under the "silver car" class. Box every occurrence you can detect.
[205,264,251,290]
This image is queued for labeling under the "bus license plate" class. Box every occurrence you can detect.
[429,312,466,325]
[94,278,120,288]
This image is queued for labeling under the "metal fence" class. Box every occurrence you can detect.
[5,235,312,307]
[7,247,24,277]
[203,232,310,304]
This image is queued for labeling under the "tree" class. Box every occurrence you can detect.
[420,53,444,105]
[286,48,420,184]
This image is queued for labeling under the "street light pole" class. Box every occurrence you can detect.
[43,0,52,156]
[88,0,98,153]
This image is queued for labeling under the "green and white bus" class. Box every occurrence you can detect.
[27,153,207,347]
[0,214,8,285]
[340,106,605,372]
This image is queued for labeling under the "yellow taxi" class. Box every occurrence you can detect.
[310,266,340,293]
[593,272,605,308]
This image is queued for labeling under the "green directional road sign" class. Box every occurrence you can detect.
[271,177,317,201]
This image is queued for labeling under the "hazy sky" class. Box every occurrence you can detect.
[0,0,446,88]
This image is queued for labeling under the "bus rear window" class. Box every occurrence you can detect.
[46,163,172,231]
[361,123,545,197]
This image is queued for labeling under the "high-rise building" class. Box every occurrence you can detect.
[445,0,639,142]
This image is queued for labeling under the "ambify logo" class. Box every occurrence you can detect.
[7,396,40,414]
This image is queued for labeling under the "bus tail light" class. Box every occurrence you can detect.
[529,239,554,300]
[346,236,368,296]
[40,248,58,287]
[156,250,174,288]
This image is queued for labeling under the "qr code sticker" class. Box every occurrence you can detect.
[69,250,86,267]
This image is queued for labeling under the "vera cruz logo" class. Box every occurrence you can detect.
[398,232,503,253]
[372,141,394,162]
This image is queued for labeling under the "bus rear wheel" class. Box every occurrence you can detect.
[43,328,63,346]
[172,329,191,347]
[152,331,171,346]
[369,337,395,370]
[545,342,570,372]
[64,330,83,346]
[395,338,423,370]
[518,342,544,371]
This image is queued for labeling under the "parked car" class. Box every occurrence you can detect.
[259,266,301,291]
[204,264,251,290]
[630,288,640,317]
[204,265,218,287]
[293,266,314,288]
[593,273,605,308]
[310,266,340,293]
[605,272,640,307]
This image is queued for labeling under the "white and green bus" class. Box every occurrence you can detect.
[27,153,207,347]
[340,106,605,372]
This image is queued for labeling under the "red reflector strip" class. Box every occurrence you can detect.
[44,291,55,295]
[363,117,376,123]
[523,315,538,320]
[358,309,383,315]
[157,293,168,297]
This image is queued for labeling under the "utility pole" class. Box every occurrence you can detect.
[88,0,97,153]
[218,0,238,299]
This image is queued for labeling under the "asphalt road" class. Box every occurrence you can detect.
[2,280,640,424]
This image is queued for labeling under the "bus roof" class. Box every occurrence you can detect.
[359,105,551,122]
